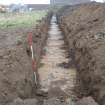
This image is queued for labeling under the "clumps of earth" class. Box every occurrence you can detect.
[1,2,105,105]
[0,13,51,105]
[57,2,105,105]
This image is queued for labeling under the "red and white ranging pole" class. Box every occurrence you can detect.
[28,32,37,85]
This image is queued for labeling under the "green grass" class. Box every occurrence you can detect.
[66,98,77,105]
[0,11,47,29]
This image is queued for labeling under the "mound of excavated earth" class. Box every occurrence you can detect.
[0,13,51,105]
[57,2,105,105]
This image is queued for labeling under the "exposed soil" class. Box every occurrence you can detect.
[0,13,51,105]
[5,14,77,105]
[1,2,105,105]
[38,16,77,105]
[57,2,105,105]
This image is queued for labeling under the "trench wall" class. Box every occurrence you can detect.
[57,3,105,105]
[0,12,52,105]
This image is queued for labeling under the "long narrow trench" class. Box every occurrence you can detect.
[38,16,77,104]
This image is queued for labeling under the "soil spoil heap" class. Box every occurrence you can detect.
[57,2,105,105]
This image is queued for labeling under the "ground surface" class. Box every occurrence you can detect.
[57,2,105,105]
[1,2,105,105]
[0,11,48,105]
[38,16,76,105]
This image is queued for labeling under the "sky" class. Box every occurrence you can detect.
[0,0,50,5]
[0,0,104,5]
[91,0,104,2]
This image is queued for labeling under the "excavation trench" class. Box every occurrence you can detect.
[37,16,77,104]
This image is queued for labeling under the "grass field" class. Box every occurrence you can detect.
[0,11,47,29]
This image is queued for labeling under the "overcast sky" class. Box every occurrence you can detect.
[91,0,104,2]
[0,0,104,5]
[0,0,50,5]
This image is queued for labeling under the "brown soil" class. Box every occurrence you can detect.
[38,16,77,105]
[2,3,105,104]
[0,14,51,105]
[6,14,77,105]
[57,2,105,105]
